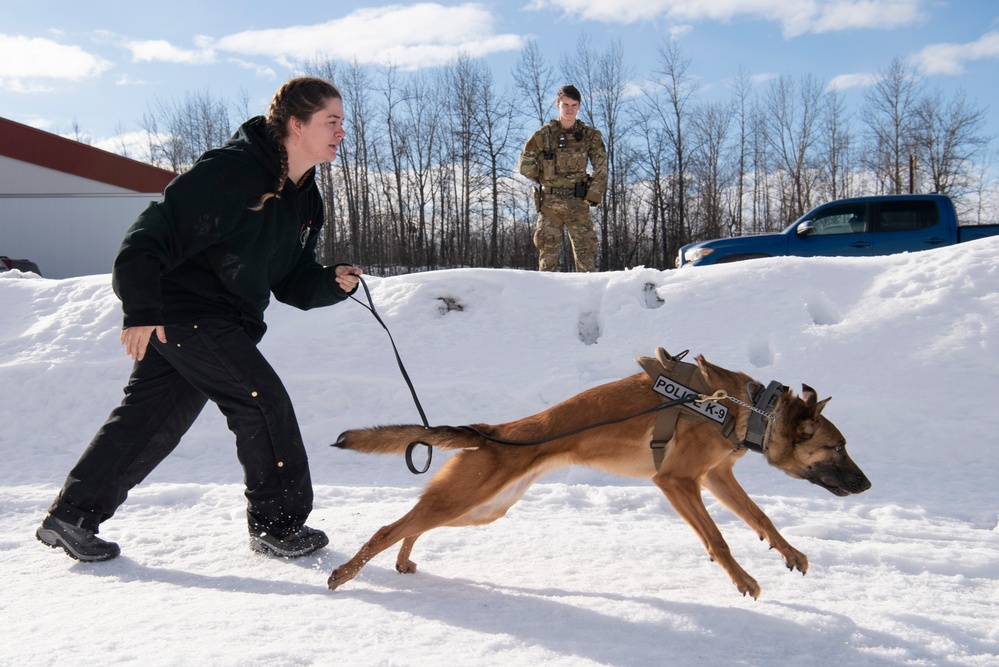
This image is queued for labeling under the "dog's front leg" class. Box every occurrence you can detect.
[655,474,761,599]
[395,535,419,574]
[702,463,808,575]
[328,523,401,590]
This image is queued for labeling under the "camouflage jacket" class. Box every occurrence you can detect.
[517,119,607,205]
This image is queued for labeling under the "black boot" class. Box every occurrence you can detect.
[249,525,328,558]
[36,515,120,562]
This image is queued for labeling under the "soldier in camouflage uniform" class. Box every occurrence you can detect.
[518,85,607,272]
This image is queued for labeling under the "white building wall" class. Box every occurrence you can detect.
[0,154,136,195]
[0,154,167,279]
[0,194,158,279]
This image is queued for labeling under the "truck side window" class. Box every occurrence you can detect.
[877,200,939,232]
[810,204,868,235]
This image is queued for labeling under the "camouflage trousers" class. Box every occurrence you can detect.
[534,195,597,272]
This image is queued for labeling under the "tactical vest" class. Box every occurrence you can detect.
[540,120,592,186]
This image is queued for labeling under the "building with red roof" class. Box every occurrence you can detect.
[1,117,177,279]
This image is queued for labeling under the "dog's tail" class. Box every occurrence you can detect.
[333,424,484,455]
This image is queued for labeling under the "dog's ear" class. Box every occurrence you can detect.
[800,384,831,417]
[694,355,719,382]
[796,418,816,441]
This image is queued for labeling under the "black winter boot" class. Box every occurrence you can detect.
[36,515,120,562]
[249,525,328,558]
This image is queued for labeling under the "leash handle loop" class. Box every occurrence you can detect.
[350,276,430,428]
[350,276,434,474]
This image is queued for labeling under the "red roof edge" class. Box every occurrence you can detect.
[0,116,177,193]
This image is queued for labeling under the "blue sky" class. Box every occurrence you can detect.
[2,0,998,154]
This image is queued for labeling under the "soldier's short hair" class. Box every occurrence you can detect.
[557,85,582,104]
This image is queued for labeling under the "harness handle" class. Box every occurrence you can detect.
[349,276,432,474]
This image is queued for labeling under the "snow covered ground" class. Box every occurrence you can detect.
[1,241,997,666]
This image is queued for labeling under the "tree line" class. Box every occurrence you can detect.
[125,38,996,273]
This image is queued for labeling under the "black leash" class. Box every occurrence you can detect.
[457,395,698,446]
[348,275,700,473]
[349,276,433,473]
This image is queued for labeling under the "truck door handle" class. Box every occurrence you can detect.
[849,241,871,248]
[924,237,947,245]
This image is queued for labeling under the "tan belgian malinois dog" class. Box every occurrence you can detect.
[329,347,871,598]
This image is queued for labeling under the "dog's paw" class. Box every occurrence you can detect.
[327,567,352,590]
[736,575,761,600]
[783,547,809,575]
[396,559,418,575]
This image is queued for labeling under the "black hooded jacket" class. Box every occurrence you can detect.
[111,116,351,340]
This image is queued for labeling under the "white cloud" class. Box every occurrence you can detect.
[228,58,277,79]
[912,30,999,76]
[211,3,523,69]
[20,116,55,130]
[114,74,145,86]
[0,33,111,90]
[751,71,779,86]
[827,72,880,91]
[528,0,926,37]
[126,39,216,65]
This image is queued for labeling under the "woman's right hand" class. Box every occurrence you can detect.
[121,325,167,361]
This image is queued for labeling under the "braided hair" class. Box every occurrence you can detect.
[251,76,342,211]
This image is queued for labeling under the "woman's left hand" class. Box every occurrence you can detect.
[335,265,362,293]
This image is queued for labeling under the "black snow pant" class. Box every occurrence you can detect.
[48,318,314,538]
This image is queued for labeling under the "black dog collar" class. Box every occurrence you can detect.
[742,381,788,453]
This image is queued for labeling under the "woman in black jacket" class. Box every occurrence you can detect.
[37,76,362,561]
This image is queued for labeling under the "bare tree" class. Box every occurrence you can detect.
[820,88,854,201]
[111,121,131,158]
[631,99,671,267]
[512,38,556,127]
[690,99,734,241]
[763,74,824,222]
[143,89,233,172]
[649,38,701,254]
[470,67,517,267]
[970,148,999,225]
[728,68,753,235]
[400,71,444,268]
[443,54,485,265]
[914,88,989,197]
[593,39,633,270]
[862,57,922,194]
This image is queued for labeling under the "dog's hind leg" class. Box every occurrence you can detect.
[702,461,808,575]
[328,449,538,590]
[392,467,548,576]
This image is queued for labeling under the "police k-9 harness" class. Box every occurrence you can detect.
[637,347,788,470]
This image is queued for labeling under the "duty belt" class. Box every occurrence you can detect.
[542,185,578,197]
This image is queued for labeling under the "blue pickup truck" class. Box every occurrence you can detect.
[676,194,999,267]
